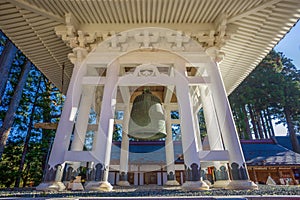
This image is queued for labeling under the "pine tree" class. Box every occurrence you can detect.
[0,40,17,103]
[276,54,300,153]
[0,60,31,159]
[14,76,42,187]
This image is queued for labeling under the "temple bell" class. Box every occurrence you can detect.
[128,89,167,140]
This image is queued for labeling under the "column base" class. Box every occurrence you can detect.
[204,180,212,187]
[165,180,180,186]
[67,182,84,191]
[35,181,66,192]
[225,180,258,190]
[85,181,113,191]
[117,180,130,186]
[181,181,209,190]
[213,180,230,188]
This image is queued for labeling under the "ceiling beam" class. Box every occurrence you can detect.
[79,23,214,34]
[7,0,65,24]
[228,0,281,23]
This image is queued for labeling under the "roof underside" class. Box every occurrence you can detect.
[0,0,300,94]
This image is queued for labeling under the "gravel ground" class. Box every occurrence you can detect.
[0,185,299,199]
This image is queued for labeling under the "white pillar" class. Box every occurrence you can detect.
[193,111,203,152]
[205,56,257,190]
[199,85,230,188]
[48,48,88,168]
[174,64,209,190]
[37,47,88,192]
[71,85,95,151]
[69,85,95,172]
[85,61,119,191]
[164,106,180,186]
[117,105,130,186]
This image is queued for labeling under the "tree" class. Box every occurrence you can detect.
[229,50,300,147]
[0,40,17,102]
[14,76,42,187]
[0,60,31,159]
[275,54,300,153]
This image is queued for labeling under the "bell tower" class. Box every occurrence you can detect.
[36,27,257,191]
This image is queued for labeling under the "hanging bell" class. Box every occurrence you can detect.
[128,89,167,140]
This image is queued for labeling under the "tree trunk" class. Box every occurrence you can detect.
[238,107,246,139]
[0,40,17,103]
[262,110,271,139]
[0,60,31,160]
[232,107,243,138]
[248,104,259,139]
[266,108,275,137]
[242,105,251,139]
[284,108,300,153]
[40,79,55,174]
[260,110,268,139]
[22,163,30,187]
[14,77,42,187]
[255,110,264,139]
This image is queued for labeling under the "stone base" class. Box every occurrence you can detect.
[204,180,212,187]
[213,180,231,188]
[225,180,258,190]
[85,181,113,191]
[35,181,66,192]
[181,181,209,190]
[117,180,130,186]
[165,180,180,186]
[67,182,84,191]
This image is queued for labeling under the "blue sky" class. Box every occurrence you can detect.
[275,20,300,69]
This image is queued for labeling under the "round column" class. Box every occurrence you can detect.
[199,85,230,188]
[205,55,257,190]
[164,106,180,186]
[175,64,209,190]
[85,61,119,191]
[37,47,88,192]
[117,105,131,186]
[68,85,95,176]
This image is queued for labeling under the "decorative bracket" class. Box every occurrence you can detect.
[55,13,235,63]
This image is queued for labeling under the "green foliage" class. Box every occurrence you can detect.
[0,35,64,187]
[229,50,300,141]
[113,124,122,141]
[198,109,207,141]
[0,140,22,188]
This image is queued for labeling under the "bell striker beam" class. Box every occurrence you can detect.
[205,47,257,190]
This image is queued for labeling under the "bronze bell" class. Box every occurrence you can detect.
[128,89,167,140]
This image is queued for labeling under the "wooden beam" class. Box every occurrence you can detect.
[34,122,58,130]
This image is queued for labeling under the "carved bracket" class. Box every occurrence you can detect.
[55,13,235,63]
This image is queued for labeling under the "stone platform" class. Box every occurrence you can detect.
[0,185,299,200]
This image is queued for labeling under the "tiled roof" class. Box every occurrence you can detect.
[110,140,300,166]
[275,136,300,152]
[241,142,300,166]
